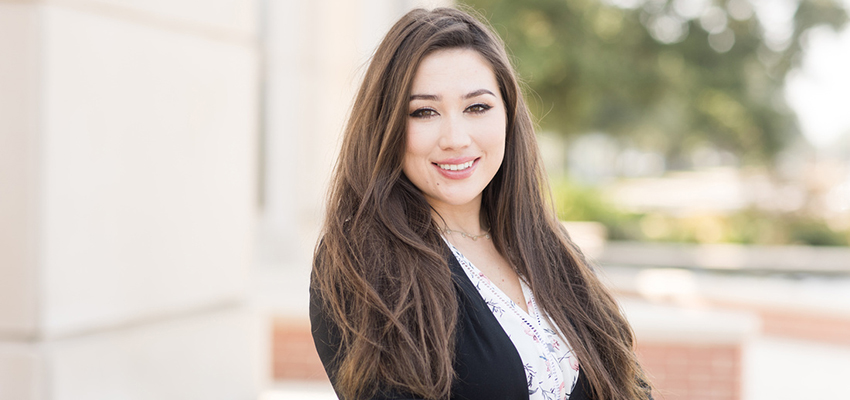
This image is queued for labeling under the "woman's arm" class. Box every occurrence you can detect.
[309,278,425,400]
[308,281,343,392]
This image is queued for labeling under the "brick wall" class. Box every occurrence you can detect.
[757,308,850,346]
[271,318,328,382]
[271,318,744,400]
[636,342,741,400]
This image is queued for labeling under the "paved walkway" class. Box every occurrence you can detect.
[259,381,336,400]
[745,337,850,400]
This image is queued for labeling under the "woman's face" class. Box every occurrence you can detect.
[403,48,507,213]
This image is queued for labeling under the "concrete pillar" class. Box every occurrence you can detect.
[0,1,259,399]
[255,0,453,315]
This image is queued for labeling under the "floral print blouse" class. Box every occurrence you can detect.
[446,241,581,400]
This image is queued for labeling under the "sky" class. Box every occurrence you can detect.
[785,22,850,150]
[747,0,850,150]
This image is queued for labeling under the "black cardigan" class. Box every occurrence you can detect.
[310,251,592,400]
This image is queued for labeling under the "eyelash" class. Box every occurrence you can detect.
[408,103,493,118]
[466,103,492,114]
[409,108,438,118]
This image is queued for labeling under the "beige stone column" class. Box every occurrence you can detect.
[0,1,260,399]
[256,0,453,315]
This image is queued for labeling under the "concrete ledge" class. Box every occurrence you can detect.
[622,299,760,345]
[598,241,850,274]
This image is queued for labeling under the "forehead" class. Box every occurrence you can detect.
[410,48,500,95]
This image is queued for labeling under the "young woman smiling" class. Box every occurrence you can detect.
[310,7,653,400]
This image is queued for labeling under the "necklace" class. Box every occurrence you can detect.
[442,227,491,241]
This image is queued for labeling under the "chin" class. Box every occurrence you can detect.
[433,191,483,207]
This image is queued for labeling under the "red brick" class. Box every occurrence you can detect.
[271,318,329,382]
[637,342,741,400]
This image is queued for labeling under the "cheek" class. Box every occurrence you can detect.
[402,127,429,180]
[482,119,507,160]
[403,123,436,163]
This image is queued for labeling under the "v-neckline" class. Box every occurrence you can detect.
[444,239,534,318]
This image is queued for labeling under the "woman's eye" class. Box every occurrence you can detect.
[466,103,492,114]
[409,108,438,118]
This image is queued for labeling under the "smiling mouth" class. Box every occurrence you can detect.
[435,159,476,171]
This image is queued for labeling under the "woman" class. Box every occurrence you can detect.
[310,7,652,400]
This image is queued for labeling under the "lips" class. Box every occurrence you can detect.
[432,157,480,179]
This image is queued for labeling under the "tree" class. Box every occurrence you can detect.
[461,0,848,165]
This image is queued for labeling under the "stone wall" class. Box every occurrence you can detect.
[0,1,260,399]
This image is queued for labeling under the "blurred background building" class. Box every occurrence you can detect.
[1,0,848,399]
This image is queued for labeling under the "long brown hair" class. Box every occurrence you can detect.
[313,7,651,400]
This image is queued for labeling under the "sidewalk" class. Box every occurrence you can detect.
[259,381,336,400]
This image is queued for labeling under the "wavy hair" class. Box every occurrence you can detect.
[312,7,651,400]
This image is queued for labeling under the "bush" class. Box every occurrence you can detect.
[550,176,850,246]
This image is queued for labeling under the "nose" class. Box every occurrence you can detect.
[437,114,472,150]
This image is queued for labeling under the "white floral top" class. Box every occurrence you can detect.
[446,241,580,400]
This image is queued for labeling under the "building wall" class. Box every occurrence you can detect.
[0,1,259,399]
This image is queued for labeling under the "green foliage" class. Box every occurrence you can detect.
[786,218,849,246]
[718,209,849,246]
[461,0,848,164]
[550,176,645,240]
[551,176,610,221]
[550,176,850,246]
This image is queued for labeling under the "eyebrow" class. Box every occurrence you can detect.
[409,89,497,101]
[409,93,439,101]
[463,89,496,99]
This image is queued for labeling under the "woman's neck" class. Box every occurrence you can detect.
[430,198,488,235]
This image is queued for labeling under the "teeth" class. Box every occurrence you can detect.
[437,160,474,171]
